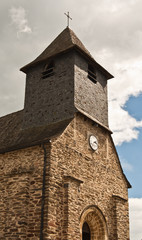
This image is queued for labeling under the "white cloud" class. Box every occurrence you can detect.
[9,7,32,36]
[129,198,142,240]
[109,101,142,145]
[108,59,142,145]
[120,158,133,172]
[109,60,142,106]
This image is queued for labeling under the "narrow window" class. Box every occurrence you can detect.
[42,61,54,79]
[88,64,97,83]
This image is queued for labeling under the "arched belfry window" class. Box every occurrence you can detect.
[42,61,54,79]
[82,222,91,240]
[88,64,97,83]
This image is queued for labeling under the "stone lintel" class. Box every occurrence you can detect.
[63,175,83,184]
[112,194,127,202]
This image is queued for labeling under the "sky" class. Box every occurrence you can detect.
[0,0,142,239]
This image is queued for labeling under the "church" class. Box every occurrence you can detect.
[0,27,131,240]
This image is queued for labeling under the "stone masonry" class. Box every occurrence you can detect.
[0,113,130,239]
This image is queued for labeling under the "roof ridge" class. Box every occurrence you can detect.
[67,27,75,44]
[68,27,93,58]
[21,27,94,73]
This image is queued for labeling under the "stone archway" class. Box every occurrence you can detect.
[80,206,108,240]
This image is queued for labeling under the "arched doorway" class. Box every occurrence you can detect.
[82,222,91,240]
[80,206,108,240]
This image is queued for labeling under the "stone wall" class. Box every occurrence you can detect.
[0,113,130,239]
[0,144,51,240]
[48,112,130,239]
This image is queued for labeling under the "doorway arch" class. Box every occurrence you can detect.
[80,206,108,240]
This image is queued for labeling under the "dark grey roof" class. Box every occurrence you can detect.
[21,27,93,73]
[0,110,72,153]
[20,27,113,80]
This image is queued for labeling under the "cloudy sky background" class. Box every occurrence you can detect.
[0,0,142,239]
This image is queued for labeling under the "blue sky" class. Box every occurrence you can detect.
[0,1,142,239]
[125,94,142,121]
[117,94,142,198]
[118,94,142,198]
[114,93,142,239]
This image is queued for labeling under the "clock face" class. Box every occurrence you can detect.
[89,135,98,151]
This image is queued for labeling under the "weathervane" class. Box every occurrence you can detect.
[64,12,72,27]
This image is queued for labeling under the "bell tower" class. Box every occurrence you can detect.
[21,27,113,130]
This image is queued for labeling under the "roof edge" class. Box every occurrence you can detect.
[20,45,114,80]
[109,136,132,189]
[75,106,113,134]
[20,46,75,73]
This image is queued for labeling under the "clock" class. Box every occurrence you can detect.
[89,135,98,151]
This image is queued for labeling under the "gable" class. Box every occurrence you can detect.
[51,112,131,191]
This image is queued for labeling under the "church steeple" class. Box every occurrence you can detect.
[21,28,113,130]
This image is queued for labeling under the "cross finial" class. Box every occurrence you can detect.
[64,12,72,27]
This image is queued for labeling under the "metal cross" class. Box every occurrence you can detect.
[64,12,72,27]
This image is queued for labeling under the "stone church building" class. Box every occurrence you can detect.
[0,27,131,240]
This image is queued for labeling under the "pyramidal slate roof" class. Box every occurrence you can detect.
[21,27,93,72]
[20,27,113,79]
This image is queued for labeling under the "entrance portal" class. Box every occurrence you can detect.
[80,206,108,240]
[82,222,91,240]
